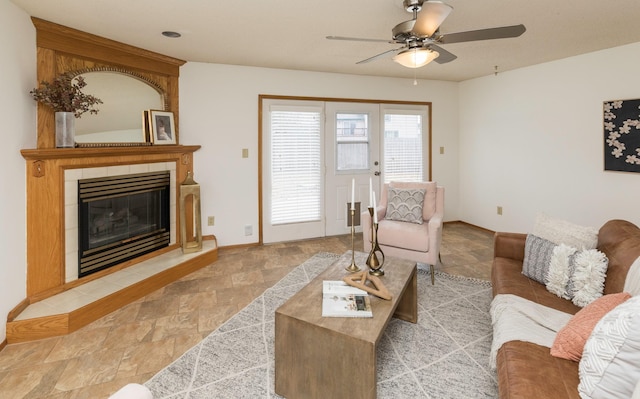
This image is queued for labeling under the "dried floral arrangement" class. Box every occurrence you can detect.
[30,72,103,118]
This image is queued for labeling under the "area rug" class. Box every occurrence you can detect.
[145,252,497,398]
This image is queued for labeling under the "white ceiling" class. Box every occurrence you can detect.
[10,0,640,82]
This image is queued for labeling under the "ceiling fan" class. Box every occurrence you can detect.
[327,0,526,68]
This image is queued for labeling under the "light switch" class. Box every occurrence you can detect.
[439,146,445,154]
[242,148,249,158]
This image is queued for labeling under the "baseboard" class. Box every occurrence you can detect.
[444,220,495,234]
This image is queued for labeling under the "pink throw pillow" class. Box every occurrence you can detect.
[551,292,632,362]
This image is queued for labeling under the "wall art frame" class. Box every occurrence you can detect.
[150,109,176,145]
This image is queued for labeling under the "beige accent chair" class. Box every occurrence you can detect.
[362,181,444,284]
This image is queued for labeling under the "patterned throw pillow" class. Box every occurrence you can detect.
[551,292,632,362]
[579,295,640,398]
[384,188,425,224]
[522,234,557,284]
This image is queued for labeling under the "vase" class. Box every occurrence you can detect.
[366,209,385,276]
[55,111,75,148]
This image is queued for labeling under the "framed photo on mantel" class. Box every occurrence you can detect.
[149,110,176,145]
[604,99,640,173]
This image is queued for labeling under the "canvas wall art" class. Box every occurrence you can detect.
[604,99,640,173]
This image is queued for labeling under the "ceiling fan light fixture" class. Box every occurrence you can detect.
[393,48,439,68]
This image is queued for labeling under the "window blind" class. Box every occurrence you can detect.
[383,113,423,182]
[270,110,322,225]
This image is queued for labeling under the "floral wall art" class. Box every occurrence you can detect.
[604,99,640,173]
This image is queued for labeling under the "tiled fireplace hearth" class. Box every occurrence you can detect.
[10,146,218,343]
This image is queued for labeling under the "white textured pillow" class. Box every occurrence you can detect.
[533,213,598,250]
[571,250,609,307]
[633,380,640,399]
[546,244,577,299]
[545,244,609,307]
[624,256,640,296]
[579,295,640,399]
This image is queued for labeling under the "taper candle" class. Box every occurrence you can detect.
[351,178,355,210]
[373,191,378,223]
[369,177,373,208]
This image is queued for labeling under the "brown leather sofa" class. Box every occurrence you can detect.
[491,219,640,399]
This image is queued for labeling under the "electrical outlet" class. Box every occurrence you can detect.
[497,206,503,215]
[244,225,253,236]
[207,216,215,226]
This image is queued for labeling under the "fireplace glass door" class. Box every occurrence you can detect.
[78,171,170,277]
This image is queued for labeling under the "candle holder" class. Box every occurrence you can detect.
[366,207,385,276]
[345,208,360,273]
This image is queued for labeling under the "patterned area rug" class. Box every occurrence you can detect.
[145,252,497,398]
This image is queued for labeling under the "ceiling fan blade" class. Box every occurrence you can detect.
[356,47,405,64]
[439,24,526,44]
[412,1,453,37]
[326,35,391,43]
[429,44,457,64]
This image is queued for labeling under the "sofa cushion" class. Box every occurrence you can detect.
[492,256,581,315]
[384,187,425,224]
[533,213,598,250]
[551,292,632,362]
[522,234,556,284]
[376,218,429,252]
[497,341,580,399]
[579,295,640,398]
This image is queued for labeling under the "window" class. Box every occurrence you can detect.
[270,110,322,225]
[336,113,369,171]
[383,113,424,182]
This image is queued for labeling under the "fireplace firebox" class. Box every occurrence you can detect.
[78,171,171,277]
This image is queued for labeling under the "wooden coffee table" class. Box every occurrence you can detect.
[274,251,417,399]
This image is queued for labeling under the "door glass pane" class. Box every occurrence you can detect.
[270,111,322,225]
[336,113,369,171]
[383,113,423,182]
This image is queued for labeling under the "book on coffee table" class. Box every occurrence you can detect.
[321,280,373,318]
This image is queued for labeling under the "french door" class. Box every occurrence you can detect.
[324,102,380,236]
[261,97,429,243]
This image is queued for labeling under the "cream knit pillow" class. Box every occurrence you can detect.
[533,213,598,250]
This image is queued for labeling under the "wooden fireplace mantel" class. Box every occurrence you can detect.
[21,145,201,299]
[20,145,201,161]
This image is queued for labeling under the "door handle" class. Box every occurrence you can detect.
[374,171,381,176]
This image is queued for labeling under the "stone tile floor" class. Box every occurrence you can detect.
[0,222,494,398]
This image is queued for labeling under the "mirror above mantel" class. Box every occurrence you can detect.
[31,17,185,149]
[73,69,166,145]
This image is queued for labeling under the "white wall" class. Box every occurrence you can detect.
[179,63,460,246]
[0,0,36,343]
[459,42,640,233]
